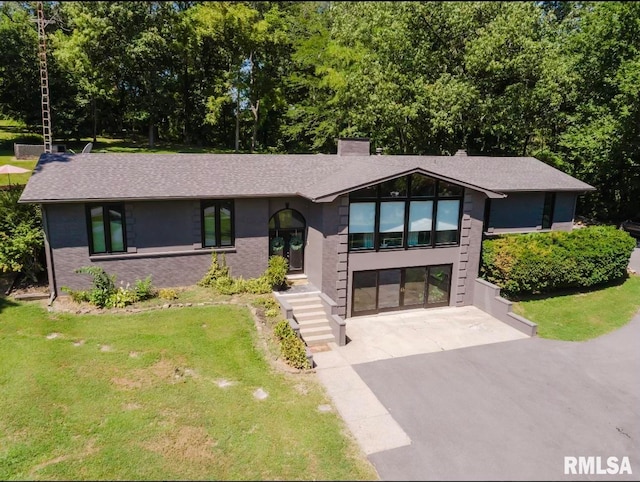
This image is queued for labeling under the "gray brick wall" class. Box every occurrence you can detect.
[458,190,485,306]
[46,198,270,294]
[306,203,324,290]
[322,197,343,310]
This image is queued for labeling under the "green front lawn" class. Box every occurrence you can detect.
[512,275,640,341]
[0,299,377,481]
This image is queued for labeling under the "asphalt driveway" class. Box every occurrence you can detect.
[358,313,640,481]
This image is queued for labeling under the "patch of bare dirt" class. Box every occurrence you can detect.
[111,377,143,390]
[111,358,195,391]
[9,271,49,296]
[122,402,142,411]
[0,272,16,295]
[142,426,217,462]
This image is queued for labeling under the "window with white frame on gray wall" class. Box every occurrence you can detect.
[348,173,464,251]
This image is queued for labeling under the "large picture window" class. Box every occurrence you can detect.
[348,202,375,249]
[202,200,234,248]
[86,204,126,254]
[348,173,463,251]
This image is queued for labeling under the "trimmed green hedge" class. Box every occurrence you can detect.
[481,226,636,297]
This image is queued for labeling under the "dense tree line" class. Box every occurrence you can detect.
[1,1,639,221]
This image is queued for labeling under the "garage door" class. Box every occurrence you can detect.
[351,264,452,316]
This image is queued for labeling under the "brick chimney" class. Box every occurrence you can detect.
[337,137,371,156]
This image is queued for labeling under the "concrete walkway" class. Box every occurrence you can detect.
[312,306,529,456]
[629,246,640,273]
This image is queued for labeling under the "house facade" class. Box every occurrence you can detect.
[20,139,594,323]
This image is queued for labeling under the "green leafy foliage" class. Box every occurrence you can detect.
[481,226,637,298]
[198,252,288,295]
[63,266,157,308]
[263,255,288,289]
[197,252,230,287]
[3,2,640,221]
[133,275,156,300]
[253,295,281,317]
[158,288,179,300]
[273,319,310,369]
[0,185,44,282]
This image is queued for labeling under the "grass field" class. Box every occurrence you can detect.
[0,298,378,481]
[512,275,640,341]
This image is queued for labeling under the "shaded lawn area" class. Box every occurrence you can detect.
[512,275,640,341]
[0,299,377,481]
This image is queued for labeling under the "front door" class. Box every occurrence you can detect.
[351,264,452,316]
[269,209,305,273]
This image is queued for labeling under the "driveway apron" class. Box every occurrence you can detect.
[312,306,529,459]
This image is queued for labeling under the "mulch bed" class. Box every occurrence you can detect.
[4,271,49,297]
[0,273,17,296]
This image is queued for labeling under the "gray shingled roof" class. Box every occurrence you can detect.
[19,152,594,204]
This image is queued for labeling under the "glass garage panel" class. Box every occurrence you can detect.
[352,271,378,314]
[426,265,452,306]
[403,267,426,306]
[378,269,401,309]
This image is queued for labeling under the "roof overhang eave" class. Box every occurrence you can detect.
[497,186,596,193]
[19,192,314,204]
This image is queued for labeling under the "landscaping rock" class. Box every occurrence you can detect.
[253,388,268,400]
[216,379,235,388]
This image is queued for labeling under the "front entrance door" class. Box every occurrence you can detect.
[352,264,452,316]
[269,209,305,273]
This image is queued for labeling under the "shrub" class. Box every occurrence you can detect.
[265,307,280,318]
[214,275,246,295]
[68,267,157,308]
[197,253,230,287]
[281,335,310,369]
[198,253,289,295]
[263,255,288,289]
[158,288,178,300]
[107,286,139,308]
[0,185,44,282]
[74,266,116,308]
[254,295,280,317]
[481,226,636,297]
[273,319,310,369]
[245,276,272,294]
[61,286,90,304]
[134,275,156,300]
[274,319,291,340]
[254,295,279,310]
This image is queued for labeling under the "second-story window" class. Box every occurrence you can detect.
[348,173,464,251]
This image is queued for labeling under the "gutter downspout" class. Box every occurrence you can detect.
[41,204,57,305]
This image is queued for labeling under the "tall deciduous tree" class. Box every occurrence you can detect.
[559,1,640,221]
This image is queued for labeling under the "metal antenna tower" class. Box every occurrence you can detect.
[36,1,53,153]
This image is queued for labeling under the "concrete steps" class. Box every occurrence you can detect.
[286,274,309,286]
[284,294,335,347]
